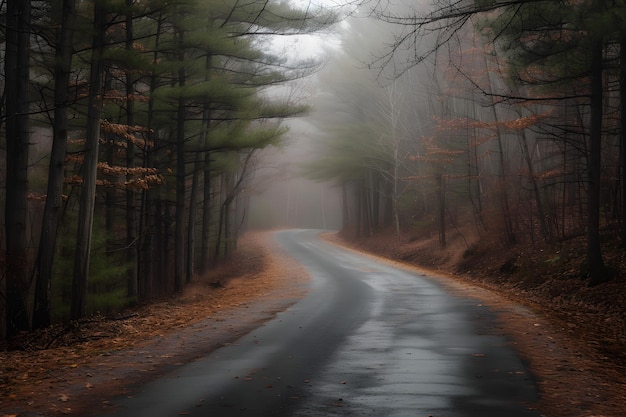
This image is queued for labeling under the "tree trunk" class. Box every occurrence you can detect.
[125,0,138,299]
[4,0,32,338]
[355,182,362,238]
[175,105,186,292]
[392,154,401,237]
[371,172,380,232]
[437,173,446,249]
[70,1,106,320]
[201,149,212,271]
[104,131,115,248]
[32,0,76,329]
[138,13,163,301]
[341,181,350,232]
[215,173,232,259]
[187,158,201,283]
[200,81,212,272]
[468,103,486,234]
[619,37,626,247]
[494,118,515,244]
[482,45,514,243]
[362,178,371,237]
[224,189,233,258]
[518,123,551,242]
[174,34,186,292]
[587,38,606,285]
[163,202,172,293]
[382,175,393,228]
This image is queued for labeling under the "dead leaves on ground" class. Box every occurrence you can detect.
[0,232,308,415]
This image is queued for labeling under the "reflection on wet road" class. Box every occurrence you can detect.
[105,229,539,417]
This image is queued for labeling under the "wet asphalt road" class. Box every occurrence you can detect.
[105,229,540,417]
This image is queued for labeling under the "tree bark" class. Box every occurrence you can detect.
[201,147,212,271]
[341,181,349,232]
[619,37,626,247]
[215,173,232,259]
[187,158,200,283]
[518,122,551,242]
[138,12,163,301]
[125,0,138,299]
[437,173,446,249]
[587,38,606,285]
[70,0,106,320]
[174,29,186,292]
[200,56,213,272]
[32,0,76,329]
[4,0,32,338]
[175,113,186,291]
[371,172,380,232]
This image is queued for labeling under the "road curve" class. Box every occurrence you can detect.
[105,229,539,417]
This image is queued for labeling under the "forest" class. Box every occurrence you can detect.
[2,0,626,344]
[0,0,337,341]
[304,0,626,288]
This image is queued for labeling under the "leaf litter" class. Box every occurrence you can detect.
[0,232,308,416]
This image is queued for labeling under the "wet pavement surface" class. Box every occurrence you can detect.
[103,229,540,417]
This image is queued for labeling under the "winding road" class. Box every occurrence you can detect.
[105,229,540,417]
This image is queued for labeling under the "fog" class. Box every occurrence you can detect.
[247,1,428,232]
[247,119,343,230]
[247,0,618,271]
